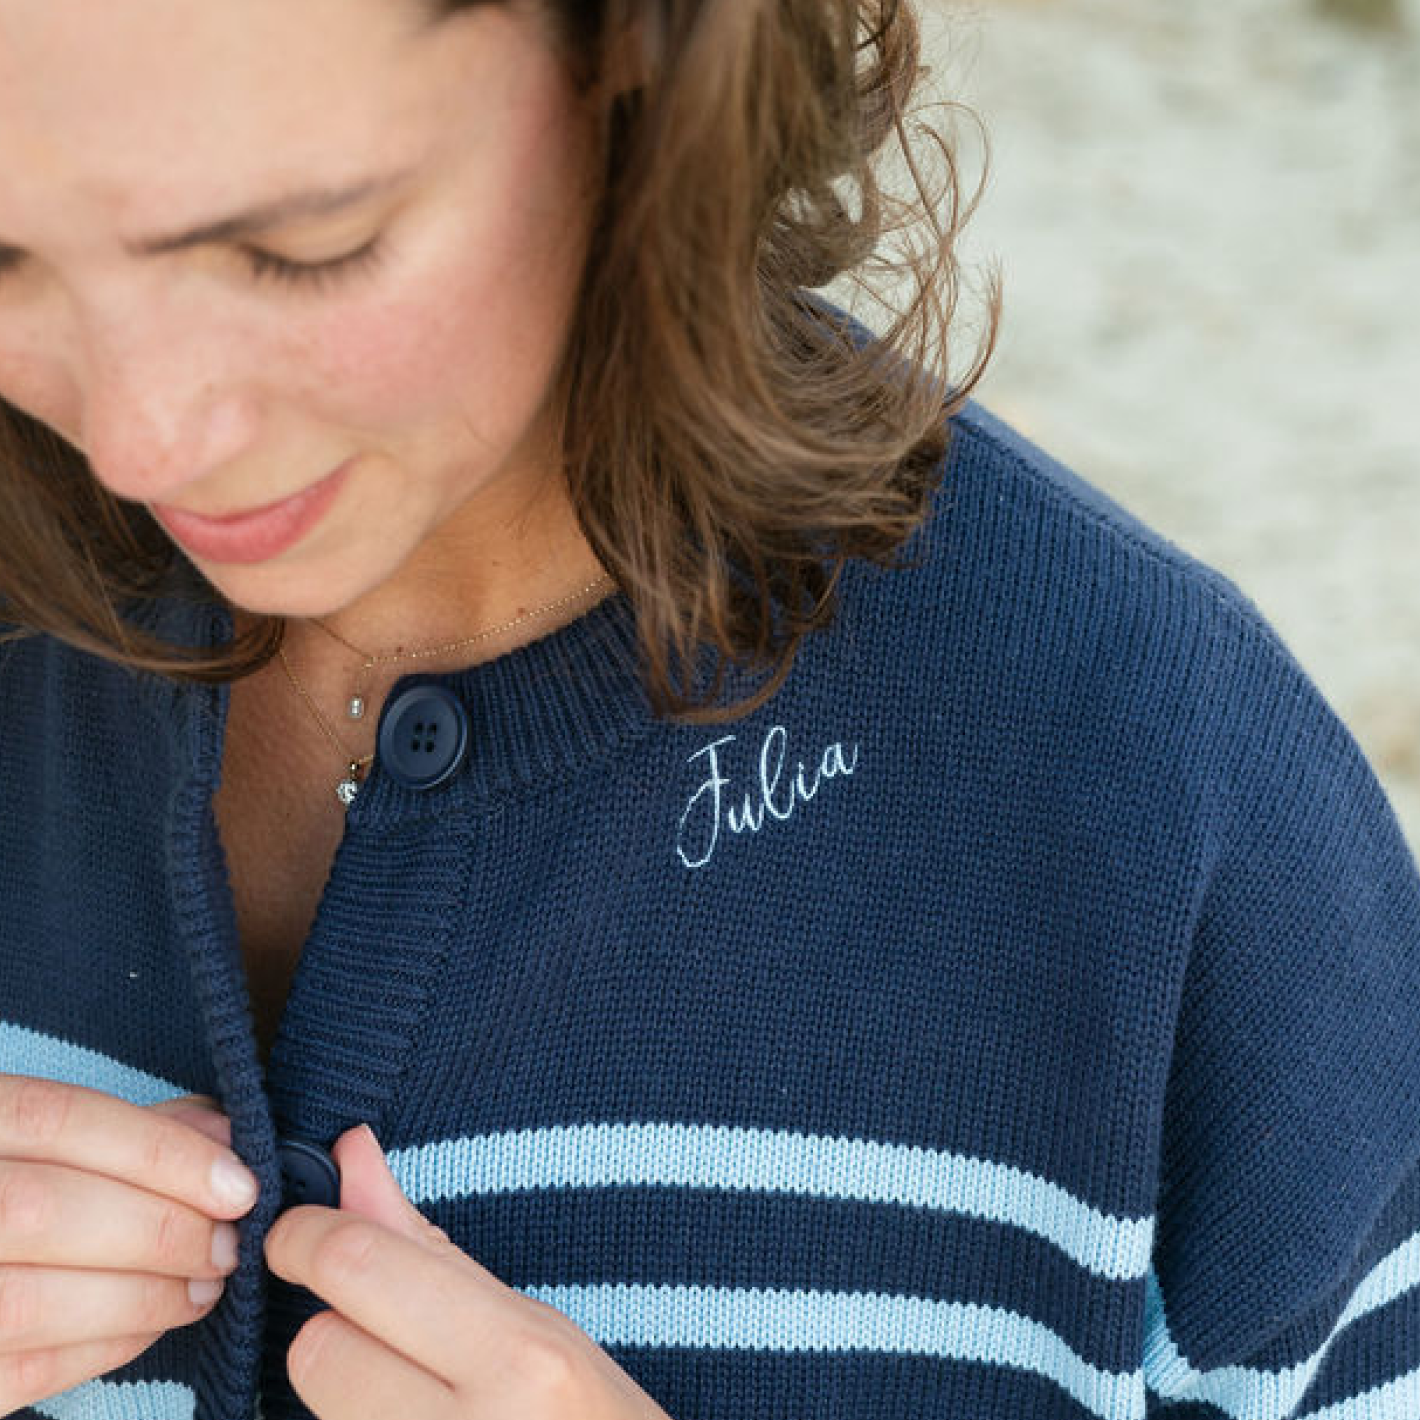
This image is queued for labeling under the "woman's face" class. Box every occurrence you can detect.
[0,0,600,618]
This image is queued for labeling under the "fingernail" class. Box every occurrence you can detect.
[210,1157,260,1211]
[211,1222,240,1272]
[189,1277,225,1309]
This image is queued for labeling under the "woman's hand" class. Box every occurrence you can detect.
[0,1076,259,1415]
[264,1125,673,1420]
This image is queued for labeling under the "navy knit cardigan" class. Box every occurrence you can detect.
[1,400,1418,1419]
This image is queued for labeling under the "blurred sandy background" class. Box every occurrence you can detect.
[834,0,1420,850]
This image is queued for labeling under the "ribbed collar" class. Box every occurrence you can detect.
[347,588,658,825]
[130,574,661,817]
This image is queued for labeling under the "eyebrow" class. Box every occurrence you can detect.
[118,169,416,257]
[0,170,412,264]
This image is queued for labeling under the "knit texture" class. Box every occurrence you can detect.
[1,397,1417,1419]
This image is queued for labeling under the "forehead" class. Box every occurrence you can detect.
[0,0,499,222]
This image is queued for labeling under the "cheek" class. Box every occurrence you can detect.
[0,326,83,442]
[274,210,586,454]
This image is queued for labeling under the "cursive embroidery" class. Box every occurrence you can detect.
[676,725,861,869]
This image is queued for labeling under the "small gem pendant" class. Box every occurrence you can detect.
[348,695,366,720]
[336,763,363,809]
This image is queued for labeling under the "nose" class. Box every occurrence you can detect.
[76,304,262,506]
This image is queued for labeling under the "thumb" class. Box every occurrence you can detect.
[332,1125,447,1248]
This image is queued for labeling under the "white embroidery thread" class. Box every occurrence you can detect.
[676,725,861,869]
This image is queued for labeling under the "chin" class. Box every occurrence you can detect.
[204,565,368,624]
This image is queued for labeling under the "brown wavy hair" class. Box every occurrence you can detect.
[0,0,999,719]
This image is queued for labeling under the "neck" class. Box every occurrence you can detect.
[233,480,610,683]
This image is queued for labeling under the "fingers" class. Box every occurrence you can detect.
[267,1207,503,1383]
[0,1161,240,1278]
[148,1095,233,1150]
[0,1076,258,1219]
[0,1263,224,1350]
[286,1310,454,1420]
[0,1080,254,1413]
[0,1332,164,1417]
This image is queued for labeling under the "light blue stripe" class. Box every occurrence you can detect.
[1302,1369,1420,1420]
[0,1037,1148,1284]
[388,1122,1153,1280]
[1144,1230,1420,1418]
[34,1379,194,1420]
[0,1023,187,1106]
[527,1282,1147,1420]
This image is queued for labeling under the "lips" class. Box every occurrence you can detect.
[168,485,316,524]
[151,458,353,565]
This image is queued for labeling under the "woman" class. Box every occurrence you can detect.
[0,1,1416,1417]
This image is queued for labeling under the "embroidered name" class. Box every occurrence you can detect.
[676,725,861,870]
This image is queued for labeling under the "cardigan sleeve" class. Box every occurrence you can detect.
[1142,624,1420,1417]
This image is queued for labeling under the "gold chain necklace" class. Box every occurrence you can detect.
[275,573,612,808]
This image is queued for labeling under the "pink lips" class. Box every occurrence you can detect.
[152,459,353,565]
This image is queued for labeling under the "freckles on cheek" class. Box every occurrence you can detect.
[284,290,466,426]
[288,242,574,444]
[270,81,591,441]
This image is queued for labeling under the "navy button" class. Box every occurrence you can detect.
[377,685,470,792]
[277,1139,341,1210]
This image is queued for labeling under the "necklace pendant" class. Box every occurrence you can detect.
[336,762,364,809]
[347,695,366,720]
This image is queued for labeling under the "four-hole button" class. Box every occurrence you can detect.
[377,684,470,792]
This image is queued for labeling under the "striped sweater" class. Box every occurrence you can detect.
[1,399,1417,1419]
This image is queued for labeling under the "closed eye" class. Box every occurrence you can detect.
[241,237,387,293]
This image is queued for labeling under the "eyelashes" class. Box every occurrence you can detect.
[0,237,389,299]
[241,236,388,293]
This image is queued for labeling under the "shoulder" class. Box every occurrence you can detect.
[803,293,1273,672]
[854,398,1321,727]
[906,396,1279,663]
[816,396,1407,863]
